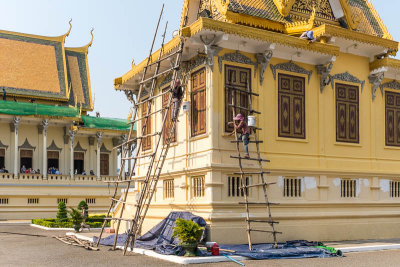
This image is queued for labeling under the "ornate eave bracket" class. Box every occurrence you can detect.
[199,35,222,71]
[256,50,273,86]
[369,68,387,101]
[330,71,365,92]
[380,80,400,95]
[270,61,313,84]
[316,62,334,93]
[218,50,258,77]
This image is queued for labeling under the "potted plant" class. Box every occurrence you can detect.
[172,218,204,257]
[68,208,83,232]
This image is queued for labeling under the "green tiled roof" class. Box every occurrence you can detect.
[228,0,290,23]
[81,115,133,131]
[0,100,79,117]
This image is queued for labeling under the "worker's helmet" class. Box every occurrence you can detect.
[233,114,244,121]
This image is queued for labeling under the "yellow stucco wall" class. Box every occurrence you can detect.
[119,48,400,243]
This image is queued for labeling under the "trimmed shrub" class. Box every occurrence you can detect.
[56,202,68,222]
[77,201,88,211]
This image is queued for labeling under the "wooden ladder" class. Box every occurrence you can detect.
[96,4,186,255]
[229,81,281,250]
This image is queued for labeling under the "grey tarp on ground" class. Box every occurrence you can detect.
[94,212,207,255]
[94,212,337,259]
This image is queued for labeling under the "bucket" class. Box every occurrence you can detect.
[248,115,256,127]
[182,101,190,112]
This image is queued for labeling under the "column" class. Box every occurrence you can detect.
[96,132,103,180]
[69,130,76,179]
[42,119,49,179]
[13,117,20,178]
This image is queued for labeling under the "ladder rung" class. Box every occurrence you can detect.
[104,217,135,222]
[247,219,279,224]
[123,153,155,160]
[228,104,261,114]
[249,229,282,234]
[131,107,168,124]
[104,179,136,184]
[140,66,180,84]
[239,202,280,205]
[136,132,162,139]
[136,88,171,106]
[239,182,276,189]
[226,85,259,96]
[230,156,270,162]
[249,126,262,130]
[110,198,138,206]
[234,171,270,175]
[145,48,183,68]
[231,140,263,144]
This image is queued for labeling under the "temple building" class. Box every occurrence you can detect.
[0,22,132,219]
[113,0,400,243]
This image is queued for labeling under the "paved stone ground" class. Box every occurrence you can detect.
[2,224,400,267]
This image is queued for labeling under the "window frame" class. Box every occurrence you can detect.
[191,175,205,199]
[277,73,306,139]
[141,100,152,151]
[161,87,177,144]
[335,82,360,144]
[224,64,252,133]
[385,90,400,147]
[191,67,207,137]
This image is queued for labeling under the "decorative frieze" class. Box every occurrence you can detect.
[330,71,365,92]
[182,56,207,72]
[270,61,313,83]
[218,50,258,77]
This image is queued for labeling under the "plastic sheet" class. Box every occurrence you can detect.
[95,212,338,259]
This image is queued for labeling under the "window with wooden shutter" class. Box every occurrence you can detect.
[385,91,400,147]
[162,88,176,144]
[141,102,152,151]
[224,65,251,132]
[100,153,109,175]
[278,73,306,139]
[336,83,359,143]
[191,68,207,137]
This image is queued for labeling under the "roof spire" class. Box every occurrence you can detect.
[65,19,72,37]
[87,28,94,48]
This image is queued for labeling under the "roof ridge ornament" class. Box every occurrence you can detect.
[65,19,72,37]
[273,0,296,17]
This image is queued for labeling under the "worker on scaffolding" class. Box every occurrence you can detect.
[171,79,183,121]
[231,113,250,159]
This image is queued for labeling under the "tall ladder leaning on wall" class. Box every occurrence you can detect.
[229,79,282,250]
[96,4,186,255]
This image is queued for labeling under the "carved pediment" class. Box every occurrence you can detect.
[47,140,62,152]
[218,50,258,77]
[270,61,313,83]
[18,138,36,151]
[100,143,111,153]
[0,140,8,150]
[74,141,87,152]
[330,71,365,92]
[380,80,400,95]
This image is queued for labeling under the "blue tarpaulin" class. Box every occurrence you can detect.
[94,212,339,259]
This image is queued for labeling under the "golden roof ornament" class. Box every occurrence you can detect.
[273,0,296,17]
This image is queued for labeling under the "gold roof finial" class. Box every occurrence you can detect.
[87,28,94,48]
[131,58,135,68]
[65,19,72,37]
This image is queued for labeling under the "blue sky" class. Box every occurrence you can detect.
[0,0,397,119]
